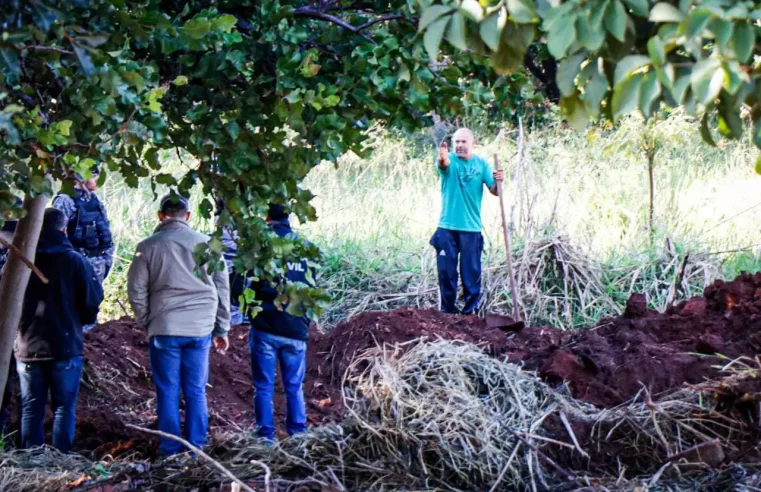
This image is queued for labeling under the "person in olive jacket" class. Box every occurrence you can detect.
[14,208,103,453]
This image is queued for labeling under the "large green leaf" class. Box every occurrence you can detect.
[211,14,238,33]
[670,74,691,104]
[710,18,733,50]
[560,94,590,130]
[733,23,755,63]
[577,14,606,51]
[647,36,666,65]
[690,58,724,106]
[547,17,577,58]
[556,52,587,97]
[583,63,609,117]
[493,22,534,73]
[184,18,211,39]
[73,44,95,76]
[604,0,628,42]
[682,8,712,41]
[418,5,453,31]
[506,0,537,23]
[479,13,502,51]
[612,73,644,119]
[424,16,450,60]
[699,112,717,147]
[614,55,651,85]
[460,0,484,22]
[0,48,20,78]
[753,120,761,149]
[639,72,661,118]
[649,3,684,23]
[446,11,468,51]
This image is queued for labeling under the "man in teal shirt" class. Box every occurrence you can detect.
[430,128,503,314]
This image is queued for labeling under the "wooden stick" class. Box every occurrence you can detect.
[493,133,522,322]
[0,236,49,284]
[125,423,267,492]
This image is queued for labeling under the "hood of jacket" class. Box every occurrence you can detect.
[36,229,74,255]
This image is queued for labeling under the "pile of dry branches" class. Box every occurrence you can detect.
[3,343,761,491]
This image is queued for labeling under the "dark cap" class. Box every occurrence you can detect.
[160,193,190,214]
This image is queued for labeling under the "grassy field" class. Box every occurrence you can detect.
[90,111,761,330]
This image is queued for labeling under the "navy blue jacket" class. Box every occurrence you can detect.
[15,229,104,361]
[250,220,314,341]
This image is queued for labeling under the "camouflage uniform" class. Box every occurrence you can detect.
[221,225,249,326]
[53,189,113,332]
[52,190,114,284]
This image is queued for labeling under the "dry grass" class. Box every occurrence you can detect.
[4,344,761,491]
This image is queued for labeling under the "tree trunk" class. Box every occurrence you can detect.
[0,194,47,409]
[648,151,655,241]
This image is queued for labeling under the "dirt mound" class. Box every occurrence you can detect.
[9,273,761,457]
[505,272,761,407]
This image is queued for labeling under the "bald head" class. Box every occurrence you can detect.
[452,128,475,160]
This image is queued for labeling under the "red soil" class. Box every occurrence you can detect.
[8,273,761,457]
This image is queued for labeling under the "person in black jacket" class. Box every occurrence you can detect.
[15,208,104,453]
[249,203,315,441]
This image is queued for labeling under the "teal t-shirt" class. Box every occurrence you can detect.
[437,152,495,232]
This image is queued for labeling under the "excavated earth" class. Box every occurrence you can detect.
[6,272,761,460]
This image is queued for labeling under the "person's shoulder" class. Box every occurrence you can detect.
[52,193,74,205]
[62,249,90,268]
[474,154,490,166]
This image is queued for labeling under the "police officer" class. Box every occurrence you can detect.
[52,168,114,331]
[215,197,250,326]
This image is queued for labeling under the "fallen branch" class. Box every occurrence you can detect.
[125,424,268,492]
[0,236,49,284]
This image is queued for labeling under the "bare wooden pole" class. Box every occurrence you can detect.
[493,145,522,321]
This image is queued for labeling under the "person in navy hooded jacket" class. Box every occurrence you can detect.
[249,203,315,441]
[14,208,103,453]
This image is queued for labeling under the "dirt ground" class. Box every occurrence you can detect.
[7,272,761,459]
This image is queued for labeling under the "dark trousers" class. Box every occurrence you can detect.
[0,361,13,435]
[16,356,83,453]
[430,228,484,315]
[0,353,20,437]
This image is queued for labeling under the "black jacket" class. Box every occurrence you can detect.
[250,220,314,341]
[15,229,104,361]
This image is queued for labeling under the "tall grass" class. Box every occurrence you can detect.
[92,112,761,329]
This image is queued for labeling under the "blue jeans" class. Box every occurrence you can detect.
[249,330,307,440]
[16,356,83,453]
[149,335,211,457]
[0,353,18,436]
[430,228,484,314]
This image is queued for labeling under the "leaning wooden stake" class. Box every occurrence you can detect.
[494,140,522,322]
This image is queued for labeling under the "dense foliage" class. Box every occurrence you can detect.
[417,0,761,166]
[0,0,535,316]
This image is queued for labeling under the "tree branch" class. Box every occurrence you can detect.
[0,236,49,284]
[292,6,404,44]
[19,45,74,55]
[355,14,404,31]
[125,424,268,492]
